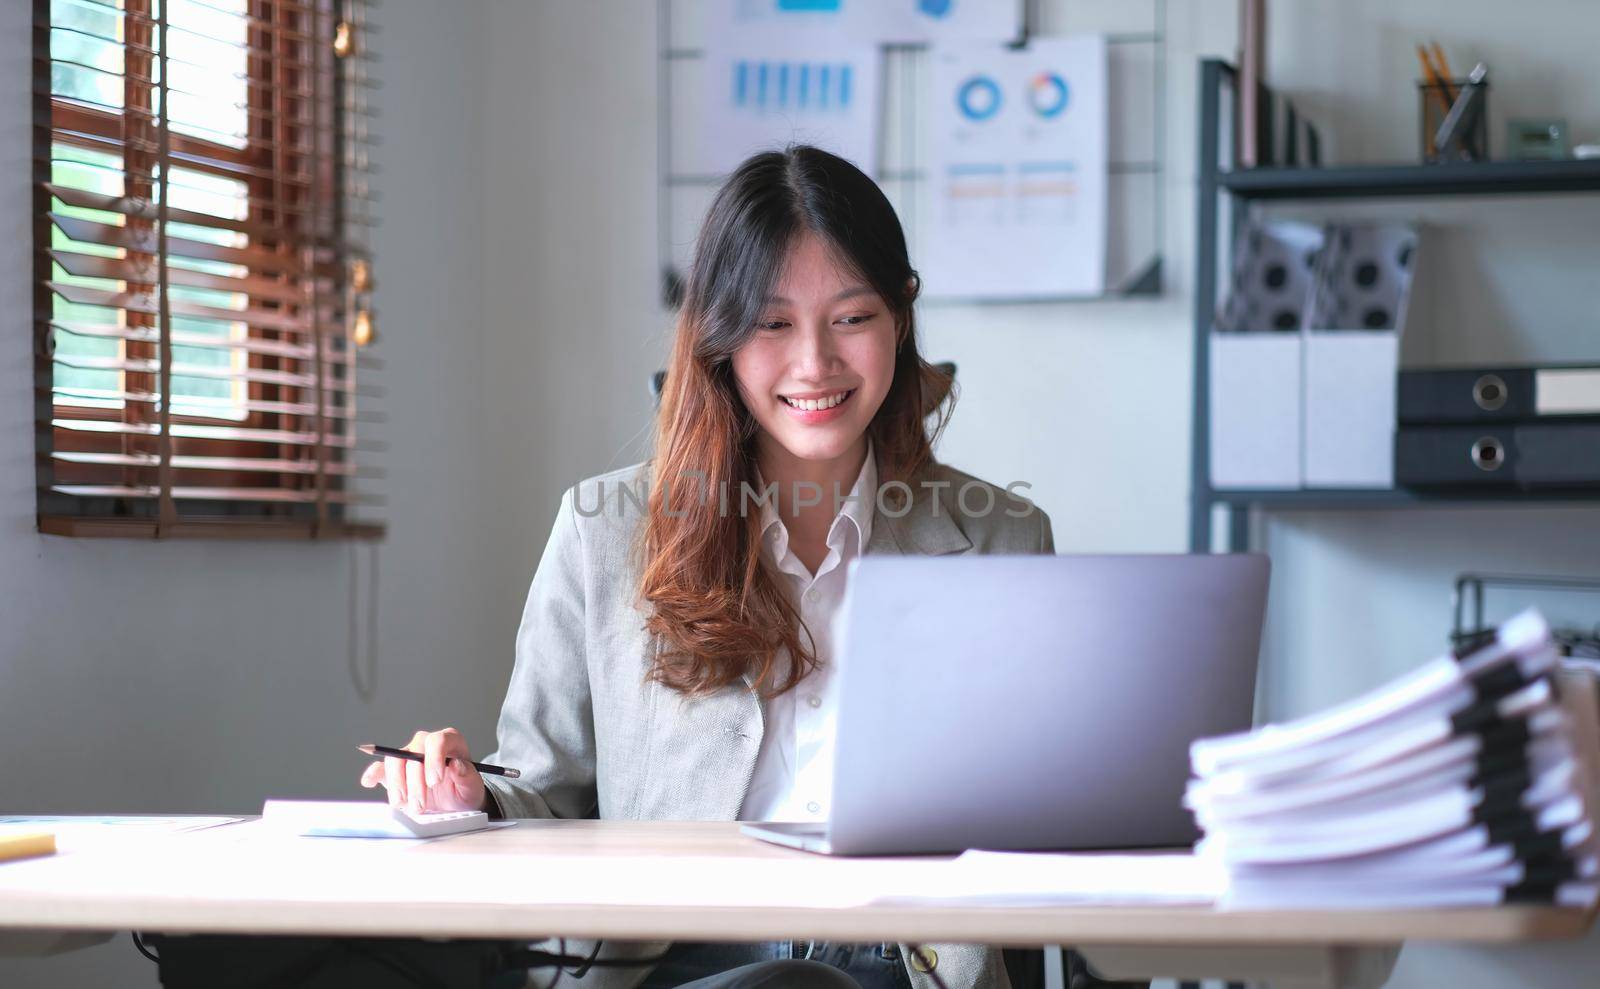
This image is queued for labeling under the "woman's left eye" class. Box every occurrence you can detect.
[836,314,876,327]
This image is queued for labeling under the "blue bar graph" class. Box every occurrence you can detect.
[731,60,854,113]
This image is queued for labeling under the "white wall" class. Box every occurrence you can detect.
[0,1,498,985]
[477,0,667,631]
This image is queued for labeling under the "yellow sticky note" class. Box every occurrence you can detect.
[0,833,56,864]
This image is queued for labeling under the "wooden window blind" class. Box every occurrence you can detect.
[34,0,383,540]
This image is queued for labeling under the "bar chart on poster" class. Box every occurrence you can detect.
[698,44,881,175]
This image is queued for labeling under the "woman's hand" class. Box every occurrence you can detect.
[359,727,488,814]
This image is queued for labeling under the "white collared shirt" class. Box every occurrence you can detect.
[737,443,877,823]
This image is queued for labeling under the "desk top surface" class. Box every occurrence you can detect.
[0,818,1592,947]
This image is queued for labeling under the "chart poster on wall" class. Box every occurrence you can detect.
[920,37,1108,300]
[697,41,882,175]
[863,0,1023,43]
[704,0,1022,45]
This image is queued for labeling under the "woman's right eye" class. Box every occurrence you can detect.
[756,320,788,332]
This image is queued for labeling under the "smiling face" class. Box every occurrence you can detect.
[731,230,898,475]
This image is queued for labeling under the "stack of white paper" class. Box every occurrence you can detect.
[1186,608,1600,909]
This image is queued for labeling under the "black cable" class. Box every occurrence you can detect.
[548,938,564,989]
[131,931,159,965]
[566,937,604,978]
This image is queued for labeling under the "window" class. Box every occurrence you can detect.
[36,0,381,539]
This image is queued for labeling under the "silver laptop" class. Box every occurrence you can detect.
[742,553,1269,855]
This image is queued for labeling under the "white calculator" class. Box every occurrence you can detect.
[261,800,491,839]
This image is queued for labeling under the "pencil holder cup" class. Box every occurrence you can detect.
[1418,78,1489,162]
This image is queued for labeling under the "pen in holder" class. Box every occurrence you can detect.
[1418,68,1490,162]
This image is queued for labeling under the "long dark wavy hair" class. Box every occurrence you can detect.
[639,146,954,698]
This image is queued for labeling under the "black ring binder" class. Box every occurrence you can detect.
[1510,829,1567,861]
[1472,764,1534,806]
[1505,881,1561,903]
[1467,662,1530,702]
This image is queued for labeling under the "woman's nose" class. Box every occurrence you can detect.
[790,321,839,376]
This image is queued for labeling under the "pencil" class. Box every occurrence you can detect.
[0,833,56,864]
[1416,43,1454,102]
[1430,41,1454,82]
[358,743,522,779]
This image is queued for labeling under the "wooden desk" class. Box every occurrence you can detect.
[1,819,1593,988]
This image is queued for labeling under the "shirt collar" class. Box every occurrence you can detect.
[756,438,877,559]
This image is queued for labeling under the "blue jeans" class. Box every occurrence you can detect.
[637,940,914,989]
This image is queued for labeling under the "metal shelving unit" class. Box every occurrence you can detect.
[1220,157,1600,200]
[1190,58,1600,553]
[1211,488,1600,510]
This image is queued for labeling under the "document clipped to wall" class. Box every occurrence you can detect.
[704,0,1021,45]
[920,37,1108,300]
[697,2,885,175]
[851,0,1023,44]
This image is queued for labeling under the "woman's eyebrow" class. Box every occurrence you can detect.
[764,286,875,305]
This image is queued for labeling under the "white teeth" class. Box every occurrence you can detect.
[783,390,850,411]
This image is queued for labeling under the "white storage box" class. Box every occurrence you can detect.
[1209,221,1322,490]
[1303,331,1400,487]
[1210,332,1303,490]
[1302,224,1419,488]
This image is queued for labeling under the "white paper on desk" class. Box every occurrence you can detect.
[1232,845,1600,890]
[1195,746,1579,834]
[0,816,242,852]
[1200,792,1590,866]
[870,851,1225,907]
[1222,879,1600,911]
[1192,679,1563,796]
[1190,610,1557,777]
[1207,758,1580,849]
[1189,731,1577,824]
[218,817,518,847]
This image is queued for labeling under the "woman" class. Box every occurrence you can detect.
[361,146,1054,989]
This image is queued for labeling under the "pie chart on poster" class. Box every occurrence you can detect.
[919,0,954,16]
[1029,72,1070,119]
[957,75,1002,122]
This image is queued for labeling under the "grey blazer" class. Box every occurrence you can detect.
[483,458,1055,989]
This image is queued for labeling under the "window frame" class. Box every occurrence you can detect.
[35,0,380,539]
